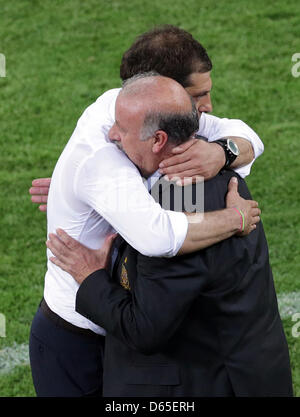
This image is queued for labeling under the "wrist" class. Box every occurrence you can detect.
[210,142,226,169]
[214,138,240,169]
[231,207,245,233]
[227,207,243,233]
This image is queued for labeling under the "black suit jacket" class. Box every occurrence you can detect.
[76,170,293,397]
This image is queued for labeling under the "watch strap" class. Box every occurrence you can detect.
[215,139,238,168]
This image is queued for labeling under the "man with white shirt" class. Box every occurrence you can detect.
[29,25,262,397]
[46,73,292,397]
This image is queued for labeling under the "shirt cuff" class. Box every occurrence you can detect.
[232,160,254,178]
[165,210,188,257]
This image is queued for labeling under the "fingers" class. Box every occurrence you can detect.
[46,233,70,261]
[252,216,260,224]
[56,228,80,250]
[159,154,191,171]
[251,200,259,208]
[32,178,51,187]
[160,160,195,176]
[244,206,261,230]
[227,177,238,193]
[248,207,261,218]
[29,183,49,212]
[30,195,48,203]
[102,233,118,254]
[170,138,198,154]
[165,168,202,180]
[162,160,198,176]
[106,232,118,244]
[49,256,68,272]
[94,233,118,271]
[29,187,50,196]
[253,207,261,216]
[242,206,261,235]
[159,139,199,169]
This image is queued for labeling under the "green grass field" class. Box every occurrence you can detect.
[0,0,299,397]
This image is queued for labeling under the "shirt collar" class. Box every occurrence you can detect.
[143,169,161,191]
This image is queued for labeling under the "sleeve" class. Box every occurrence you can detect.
[198,113,264,178]
[76,252,209,354]
[72,105,188,258]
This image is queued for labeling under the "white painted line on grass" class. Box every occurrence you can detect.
[0,343,29,375]
[278,291,300,319]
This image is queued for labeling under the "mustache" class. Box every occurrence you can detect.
[111,140,124,151]
[110,140,139,172]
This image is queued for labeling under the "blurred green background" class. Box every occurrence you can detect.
[0,0,299,396]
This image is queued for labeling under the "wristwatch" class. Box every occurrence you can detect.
[214,138,240,168]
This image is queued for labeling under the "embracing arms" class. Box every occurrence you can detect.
[46,229,209,354]
[34,173,260,255]
[29,90,261,256]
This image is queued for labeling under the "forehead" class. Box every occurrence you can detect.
[185,71,212,93]
[115,94,145,127]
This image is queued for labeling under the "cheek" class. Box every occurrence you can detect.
[130,142,147,165]
[121,137,139,159]
[120,134,130,148]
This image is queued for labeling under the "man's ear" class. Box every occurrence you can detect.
[152,130,168,154]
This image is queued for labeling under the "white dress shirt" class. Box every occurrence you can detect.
[44,87,264,334]
[198,113,263,178]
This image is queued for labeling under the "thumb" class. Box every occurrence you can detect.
[227,176,238,193]
[102,233,118,252]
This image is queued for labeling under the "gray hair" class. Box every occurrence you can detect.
[140,100,199,145]
[121,72,199,145]
[121,71,161,89]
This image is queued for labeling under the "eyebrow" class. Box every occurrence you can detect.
[194,85,213,96]
[115,119,126,132]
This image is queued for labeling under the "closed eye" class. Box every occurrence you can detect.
[115,119,127,133]
[194,91,210,99]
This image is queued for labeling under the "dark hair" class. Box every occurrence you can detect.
[120,25,212,87]
[142,102,199,146]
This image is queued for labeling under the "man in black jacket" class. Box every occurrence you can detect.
[47,73,293,396]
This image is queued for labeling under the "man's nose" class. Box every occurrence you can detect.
[108,124,120,142]
[198,94,213,113]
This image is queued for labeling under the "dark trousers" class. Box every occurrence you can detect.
[29,302,105,397]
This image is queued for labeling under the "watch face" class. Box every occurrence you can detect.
[228,139,240,156]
